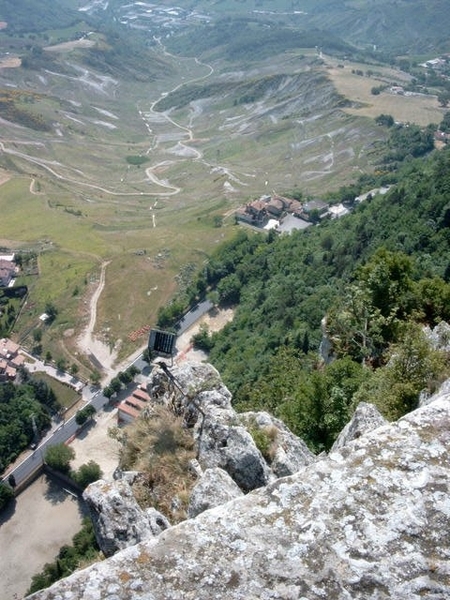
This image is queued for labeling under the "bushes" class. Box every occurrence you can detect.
[75,404,96,426]
[44,443,103,489]
[0,481,14,511]
[27,517,100,595]
[103,366,140,399]
[72,460,103,489]
[44,444,75,474]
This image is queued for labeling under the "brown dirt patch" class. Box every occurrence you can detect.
[175,307,235,364]
[0,476,85,599]
[44,39,96,52]
[69,407,121,479]
[0,56,21,68]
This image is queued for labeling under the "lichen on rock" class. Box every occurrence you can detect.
[28,378,450,600]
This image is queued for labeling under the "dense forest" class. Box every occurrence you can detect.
[0,374,59,475]
[158,121,450,452]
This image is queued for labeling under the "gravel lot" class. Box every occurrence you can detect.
[0,476,86,599]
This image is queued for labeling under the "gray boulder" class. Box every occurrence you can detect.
[188,467,243,518]
[151,362,272,492]
[29,392,450,600]
[195,418,271,492]
[239,410,315,477]
[423,320,450,351]
[144,507,171,534]
[331,401,387,451]
[419,376,450,407]
[83,479,170,557]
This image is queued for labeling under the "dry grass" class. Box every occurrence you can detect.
[120,405,196,522]
[325,59,445,126]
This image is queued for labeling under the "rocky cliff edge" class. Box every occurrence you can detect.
[28,374,450,600]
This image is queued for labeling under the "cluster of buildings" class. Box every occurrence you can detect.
[419,56,449,70]
[0,337,25,381]
[117,385,152,424]
[117,3,210,32]
[235,193,348,232]
[0,253,18,288]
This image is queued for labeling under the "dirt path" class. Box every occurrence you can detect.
[77,261,119,376]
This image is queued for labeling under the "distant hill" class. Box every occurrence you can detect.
[0,0,82,33]
[301,0,450,55]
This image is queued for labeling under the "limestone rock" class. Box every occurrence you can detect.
[29,394,450,600]
[113,468,140,484]
[187,467,244,518]
[144,507,171,535]
[195,418,271,492]
[83,479,170,557]
[239,410,315,477]
[153,362,271,492]
[419,376,450,407]
[424,320,450,351]
[331,401,387,451]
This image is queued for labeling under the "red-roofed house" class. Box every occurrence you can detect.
[117,386,152,424]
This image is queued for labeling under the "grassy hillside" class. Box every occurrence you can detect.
[0,0,447,381]
[0,0,85,33]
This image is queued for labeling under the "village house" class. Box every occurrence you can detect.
[266,195,291,218]
[0,337,22,381]
[236,194,303,227]
[0,258,16,288]
[435,130,450,144]
[301,199,329,221]
[235,199,268,226]
[288,199,304,218]
[328,203,350,219]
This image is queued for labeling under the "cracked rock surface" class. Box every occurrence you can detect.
[28,384,450,600]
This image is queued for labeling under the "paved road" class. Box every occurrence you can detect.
[3,387,107,489]
[176,299,212,334]
[2,299,214,490]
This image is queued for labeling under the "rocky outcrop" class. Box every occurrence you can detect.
[195,418,271,491]
[83,362,316,557]
[83,479,170,557]
[330,401,387,451]
[239,410,315,477]
[29,384,450,600]
[424,320,450,351]
[167,362,314,491]
[187,467,243,518]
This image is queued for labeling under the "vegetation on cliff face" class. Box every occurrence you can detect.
[110,406,197,523]
[157,125,450,452]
